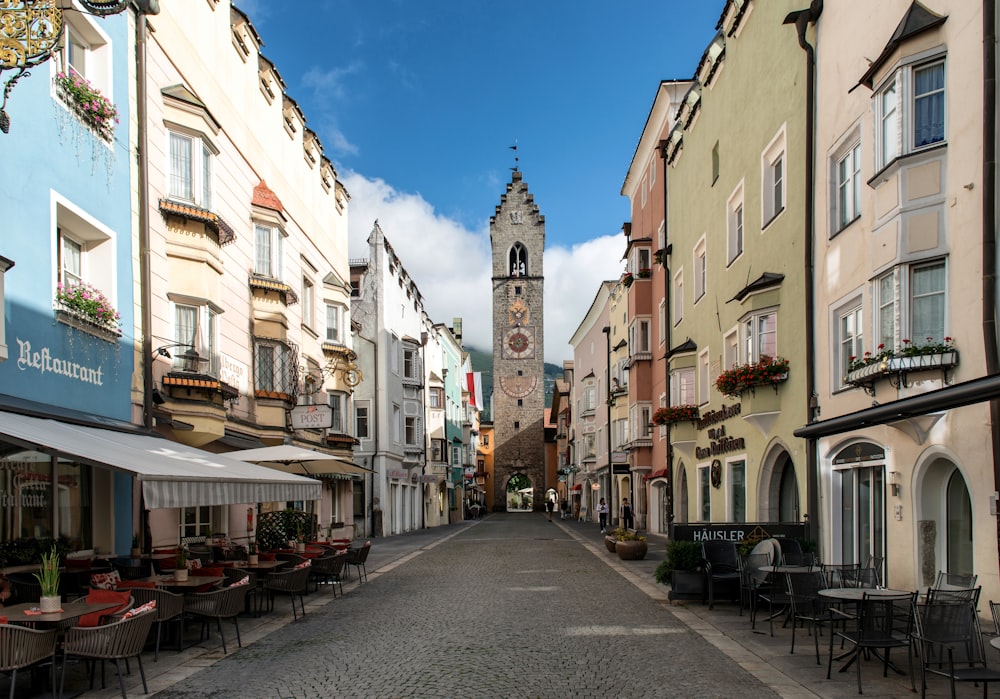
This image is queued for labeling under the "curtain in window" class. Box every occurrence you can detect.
[914,63,945,148]
[60,234,82,287]
[169,133,193,201]
[880,80,900,164]
[910,262,945,341]
[201,143,212,210]
[878,274,896,349]
[175,304,197,346]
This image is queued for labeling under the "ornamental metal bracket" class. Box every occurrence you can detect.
[0,0,147,133]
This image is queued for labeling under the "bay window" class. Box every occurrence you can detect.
[874,56,946,171]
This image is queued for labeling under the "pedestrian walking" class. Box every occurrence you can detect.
[545,498,554,522]
[560,499,569,520]
[620,498,634,530]
[597,498,609,533]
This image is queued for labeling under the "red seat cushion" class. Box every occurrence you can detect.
[79,589,131,627]
[199,567,224,578]
[116,580,156,589]
[259,553,276,561]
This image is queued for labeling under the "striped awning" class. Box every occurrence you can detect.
[0,411,320,509]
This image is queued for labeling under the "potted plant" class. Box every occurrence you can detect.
[247,540,259,566]
[295,523,306,553]
[130,534,141,557]
[715,355,790,398]
[613,528,648,560]
[173,545,189,581]
[656,540,706,602]
[604,530,619,553]
[34,545,61,612]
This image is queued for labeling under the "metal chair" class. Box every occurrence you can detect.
[776,538,811,566]
[110,557,151,581]
[183,584,250,654]
[931,570,977,592]
[738,552,771,625]
[59,606,156,699]
[129,586,186,661]
[0,624,57,699]
[309,551,348,595]
[701,540,740,610]
[263,566,311,621]
[925,585,981,608]
[5,572,41,604]
[913,597,1000,698]
[346,541,372,584]
[822,562,861,588]
[785,570,852,665]
[828,590,917,694]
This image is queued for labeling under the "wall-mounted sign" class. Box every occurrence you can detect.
[386,469,408,479]
[16,337,104,386]
[611,451,628,463]
[289,404,333,430]
[219,353,248,394]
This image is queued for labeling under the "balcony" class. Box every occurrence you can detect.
[844,351,959,395]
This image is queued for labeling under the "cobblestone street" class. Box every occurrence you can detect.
[153,514,776,699]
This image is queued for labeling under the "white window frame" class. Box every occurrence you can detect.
[658,299,666,346]
[325,303,342,343]
[698,349,710,406]
[328,392,345,432]
[727,181,745,265]
[873,54,946,171]
[52,194,116,314]
[671,367,696,405]
[698,464,712,522]
[761,125,787,226]
[657,221,666,252]
[673,269,684,324]
[403,347,418,380]
[54,11,112,109]
[874,259,947,352]
[742,309,778,363]
[171,297,219,374]
[723,327,740,371]
[355,403,370,439]
[727,458,747,523]
[835,299,864,388]
[167,129,214,210]
[693,237,707,303]
[390,335,400,374]
[253,223,284,280]
[392,404,401,444]
[833,139,862,233]
[630,318,651,353]
[404,416,418,446]
[301,276,314,330]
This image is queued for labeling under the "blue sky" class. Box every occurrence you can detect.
[239,1,726,362]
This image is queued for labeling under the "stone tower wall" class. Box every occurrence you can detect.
[490,171,546,512]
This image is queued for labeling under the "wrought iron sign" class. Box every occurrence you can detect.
[0,0,140,133]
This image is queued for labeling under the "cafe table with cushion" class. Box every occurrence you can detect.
[137,574,224,593]
[2,599,123,628]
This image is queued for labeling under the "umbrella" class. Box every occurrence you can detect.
[227,445,370,478]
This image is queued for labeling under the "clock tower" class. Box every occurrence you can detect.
[490,170,545,512]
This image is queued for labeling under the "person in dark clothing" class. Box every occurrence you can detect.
[545,498,554,522]
[621,498,634,530]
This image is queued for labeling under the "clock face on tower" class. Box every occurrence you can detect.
[499,376,538,399]
[503,327,534,359]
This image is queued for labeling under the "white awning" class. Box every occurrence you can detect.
[0,411,321,509]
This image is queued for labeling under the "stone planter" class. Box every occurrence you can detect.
[173,568,189,582]
[615,540,648,560]
[668,570,706,602]
[39,595,61,613]
[604,536,618,553]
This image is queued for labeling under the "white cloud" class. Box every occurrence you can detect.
[343,171,625,364]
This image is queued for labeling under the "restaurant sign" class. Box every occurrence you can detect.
[673,522,807,543]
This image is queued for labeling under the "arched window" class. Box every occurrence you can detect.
[946,470,973,576]
[509,243,528,277]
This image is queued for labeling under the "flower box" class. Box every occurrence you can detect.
[670,422,698,444]
[653,404,700,425]
[54,72,118,141]
[743,387,782,415]
[715,356,789,398]
[845,350,959,386]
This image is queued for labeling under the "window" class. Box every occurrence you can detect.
[835,142,862,231]
[509,243,528,277]
[693,239,706,302]
[405,416,418,446]
[657,221,666,252]
[355,404,369,439]
[711,141,720,184]
[658,300,666,346]
[631,405,652,439]
[582,433,595,459]
[168,131,213,209]
[482,434,489,446]
[390,335,399,374]
[837,303,864,386]
[301,277,314,329]
[57,13,111,104]
[671,368,696,405]
[429,387,443,408]
[452,444,461,466]
[325,304,341,343]
[698,350,710,405]
[699,465,711,521]
[673,270,684,323]
[640,175,647,207]
[649,158,656,190]
[392,405,400,443]
[613,418,629,450]
[743,311,777,362]
[635,248,651,275]
[727,182,744,264]
[54,198,115,312]
[403,348,418,379]
[583,385,596,411]
[180,506,211,541]
[875,260,946,351]
[59,235,82,288]
[874,57,946,170]
[328,393,344,432]
[630,319,650,353]
[762,126,786,225]
[173,300,218,374]
[728,460,746,523]
[723,328,739,370]
[254,224,283,279]
[254,338,296,395]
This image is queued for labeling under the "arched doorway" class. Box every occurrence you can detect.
[758,447,799,523]
[506,473,533,512]
[917,456,973,587]
[677,465,689,524]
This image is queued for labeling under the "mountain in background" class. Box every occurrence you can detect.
[466,346,563,421]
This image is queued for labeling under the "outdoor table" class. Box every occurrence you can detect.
[818,587,913,674]
[2,601,119,628]
[239,559,286,572]
[761,565,822,575]
[138,574,224,593]
[991,637,1000,652]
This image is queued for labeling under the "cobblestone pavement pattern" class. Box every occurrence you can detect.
[155,514,778,699]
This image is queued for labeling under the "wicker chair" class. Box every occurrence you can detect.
[275,552,307,566]
[183,584,250,654]
[110,558,151,581]
[346,541,372,584]
[263,566,311,621]
[5,572,42,605]
[129,587,186,661]
[223,567,260,615]
[0,624,57,699]
[310,551,348,595]
[59,607,156,699]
